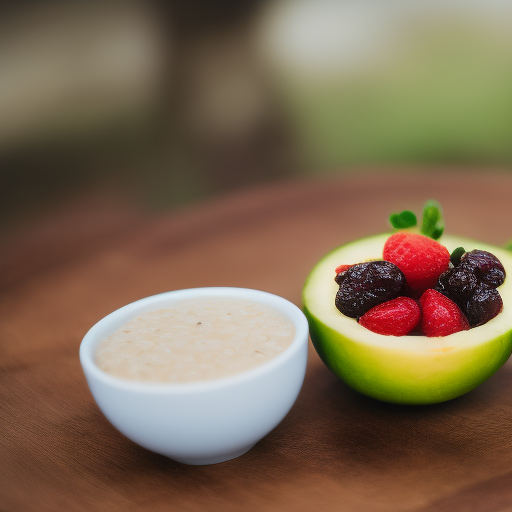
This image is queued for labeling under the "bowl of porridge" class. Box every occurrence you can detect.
[79,287,308,465]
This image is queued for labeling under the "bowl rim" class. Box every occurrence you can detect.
[80,287,309,394]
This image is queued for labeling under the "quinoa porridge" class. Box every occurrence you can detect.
[95,297,295,383]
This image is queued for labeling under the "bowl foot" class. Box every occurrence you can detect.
[171,444,256,465]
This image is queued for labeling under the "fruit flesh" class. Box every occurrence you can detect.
[302,233,512,404]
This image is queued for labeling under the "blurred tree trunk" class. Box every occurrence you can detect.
[160,1,296,195]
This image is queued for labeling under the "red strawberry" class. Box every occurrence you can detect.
[335,264,352,274]
[419,289,469,337]
[359,297,421,336]
[383,232,450,292]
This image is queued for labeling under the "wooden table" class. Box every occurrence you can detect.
[3,171,512,512]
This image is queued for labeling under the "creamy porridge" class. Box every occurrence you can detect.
[95,297,295,382]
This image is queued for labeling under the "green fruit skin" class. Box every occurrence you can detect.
[304,304,512,405]
[303,233,512,405]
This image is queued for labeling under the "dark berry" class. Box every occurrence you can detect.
[334,264,352,285]
[460,250,505,288]
[435,269,452,296]
[464,283,503,327]
[335,272,347,285]
[485,267,506,287]
[444,266,479,305]
[335,261,406,318]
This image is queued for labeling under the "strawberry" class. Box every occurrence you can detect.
[335,264,352,274]
[359,297,421,336]
[419,289,469,337]
[383,232,450,292]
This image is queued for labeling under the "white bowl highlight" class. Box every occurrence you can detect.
[80,287,309,465]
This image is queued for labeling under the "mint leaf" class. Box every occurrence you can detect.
[450,247,465,267]
[421,200,444,240]
[505,240,512,251]
[389,210,417,229]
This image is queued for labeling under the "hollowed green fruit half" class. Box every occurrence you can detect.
[302,234,512,405]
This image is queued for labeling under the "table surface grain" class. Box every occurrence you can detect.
[2,170,512,512]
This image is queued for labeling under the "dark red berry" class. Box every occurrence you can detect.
[439,266,479,305]
[464,283,503,327]
[335,273,345,285]
[334,264,352,285]
[335,261,406,318]
[435,269,451,296]
[460,250,505,288]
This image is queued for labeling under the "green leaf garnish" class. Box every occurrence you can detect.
[450,247,465,267]
[389,210,417,229]
[421,200,444,240]
[505,240,512,251]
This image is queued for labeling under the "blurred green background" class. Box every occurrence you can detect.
[2,0,512,229]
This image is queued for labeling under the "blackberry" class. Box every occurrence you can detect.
[335,261,406,318]
[436,266,478,306]
[435,269,452,297]
[464,283,503,327]
[335,272,347,285]
[460,250,505,288]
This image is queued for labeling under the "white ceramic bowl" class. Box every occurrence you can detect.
[80,287,309,465]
